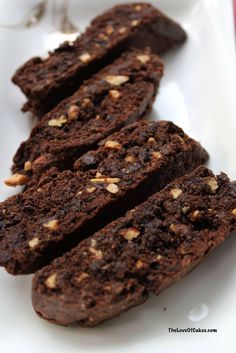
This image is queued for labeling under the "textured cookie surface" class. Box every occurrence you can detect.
[32,167,236,326]
[0,121,208,274]
[12,2,186,115]
[10,48,163,188]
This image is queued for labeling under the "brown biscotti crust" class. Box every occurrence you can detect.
[12,2,186,115]
[32,167,236,327]
[0,121,208,274]
[9,48,163,189]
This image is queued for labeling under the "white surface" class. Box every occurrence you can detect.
[0,1,236,352]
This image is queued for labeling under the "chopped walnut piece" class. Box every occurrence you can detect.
[104,75,129,86]
[137,54,150,64]
[105,25,114,35]
[169,224,178,233]
[104,140,122,150]
[109,90,121,99]
[90,177,120,184]
[102,264,110,270]
[89,247,103,259]
[68,105,79,120]
[28,237,39,249]
[43,219,59,231]
[118,27,128,34]
[99,33,108,40]
[45,273,57,289]
[86,186,97,193]
[169,224,180,234]
[75,272,89,284]
[48,115,67,127]
[231,209,236,217]
[134,4,142,11]
[190,210,201,221]
[125,155,136,163]
[170,223,190,236]
[82,98,91,108]
[182,255,192,266]
[79,52,92,63]
[156,254,162,261]
[91,239,97,247]
[119,227,140,240]
[106,183,119,194]
[4,173,28,187]
[179,246,187,255]
[127,209,135,217]
[82,86,88,92]
[207,177,218,192]
[136,259,144,269]
[170,188,182,199]
[24,161,32,171]
[131,20,140,26]
[182,206,190,214]
[104,285,112,291]
[152,151,162,159]
[147,137,155,144]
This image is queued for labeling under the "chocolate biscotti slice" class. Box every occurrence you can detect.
[0,121,208,275]
[32,166,236,327]
[7,48,163,189]
[12,2,186,115]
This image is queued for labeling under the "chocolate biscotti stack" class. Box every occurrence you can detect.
[32,167,236,326]
[1,2,235,329]
[7,48,163,189]
[0,121,208,274]
[12,2,186,115]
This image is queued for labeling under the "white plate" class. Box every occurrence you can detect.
[0,1,236,352]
